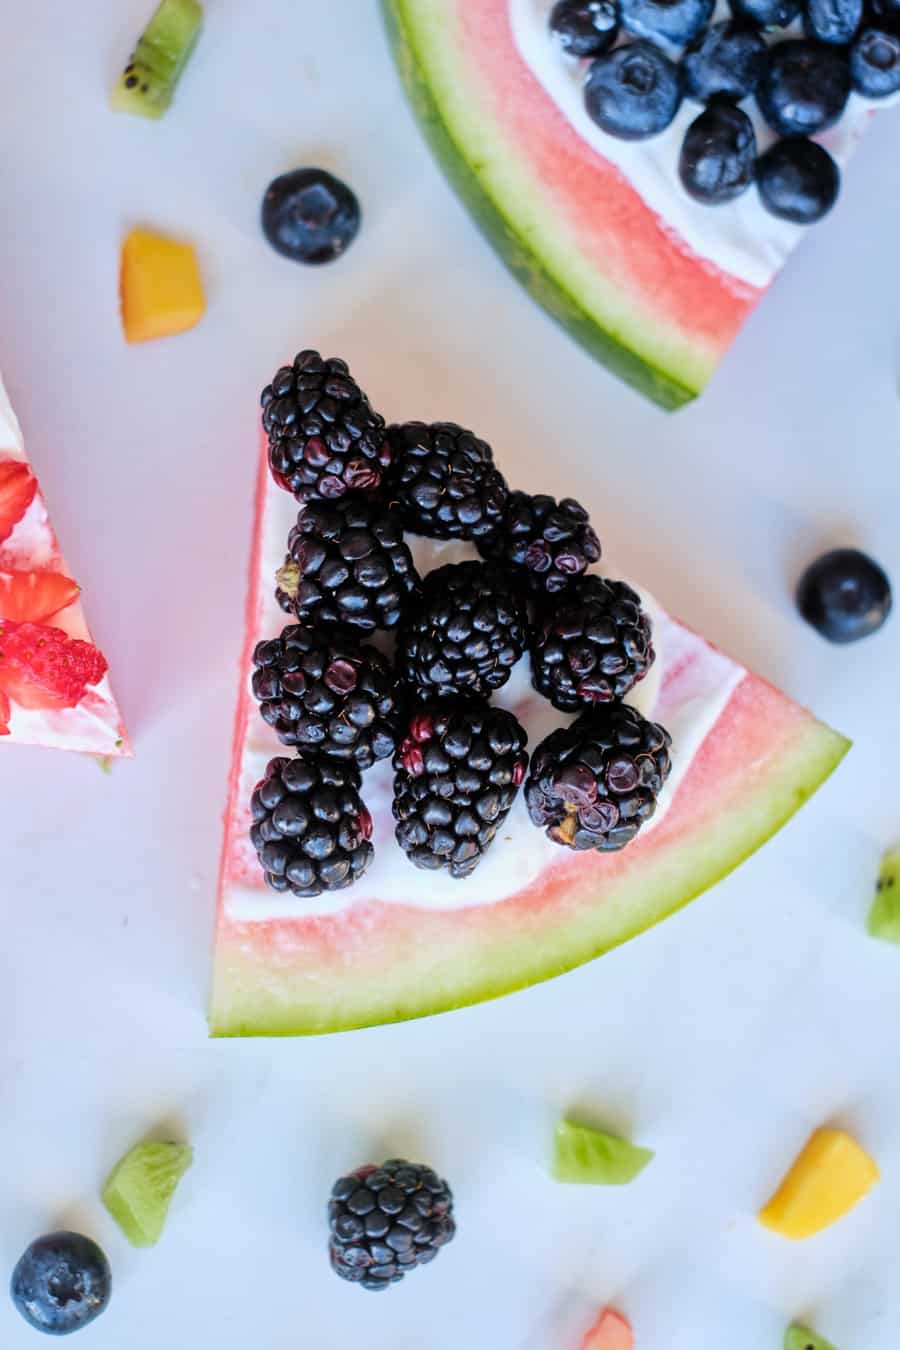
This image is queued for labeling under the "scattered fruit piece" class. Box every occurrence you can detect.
[850,27,900,97]
[756,139,841,225]
[119,228,205,344]
[679,103,756,206]
[582,1308,634,1350]
[549,0,619,56]
[553,1118,655,1185]
[103,1139,193,1247]
[0,460,37,543]
[261,169,361,265]
[759,1127,879,1239]
[0,621,108,711]
[584,41,683,141]
[796,548,892,643]
[10,1231,111,1335]
[111,0,203,119]
[785,1324,840,1350]
[0,569,79,623]
[867,849,900,943]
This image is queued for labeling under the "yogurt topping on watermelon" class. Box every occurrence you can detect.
[510,0,888,289]
[0,373,23,453]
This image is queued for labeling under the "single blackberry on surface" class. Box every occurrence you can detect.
[250,755,373,896]
[531,575,654,713]
[275,495,420,636]
[329,1159,456,1291]
[261,350,390,502]
[385,421,508,541]
[252,625,403,769]
[478,491,601,596]
[393,702,529,878]
[525,704,671,852]
[397,561,529,701]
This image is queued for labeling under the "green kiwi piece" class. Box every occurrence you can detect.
[784,1323,840,1350]
[111,0,204,120]
[552,1118,654,1185]
[102,1140,193,1247]
[867,849,900,944]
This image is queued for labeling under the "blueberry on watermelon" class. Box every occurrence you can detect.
[757,40,851,136]
[683,21,768,101]
[730,0,801,26]
[756,138,841,223]
[851,26,900,94]
[679,102,757,204]
[869,0,900,29]
[804,0,863,44]
[549,0,620,56]
[584,40,683,140]
[620,0,715,45]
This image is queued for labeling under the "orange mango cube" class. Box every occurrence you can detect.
[120,229,205,343]
[759,1127,879,1240]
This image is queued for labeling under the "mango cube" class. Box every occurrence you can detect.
[759,1127,879,1240]
[582,1310,633,1350]
[120,229,205,343]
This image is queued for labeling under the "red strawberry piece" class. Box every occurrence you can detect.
[0,462,38,543]
[0,570,80,623]
[0,620,108,710]
[0,689,9,735]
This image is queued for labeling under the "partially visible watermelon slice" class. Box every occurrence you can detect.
[208,436,848,1038]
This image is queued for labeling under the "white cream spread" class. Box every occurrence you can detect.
[0,371,24,455]
[510,0,892,289]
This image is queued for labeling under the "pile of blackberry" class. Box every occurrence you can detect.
[550,0,900,223]
[250,352,673,904]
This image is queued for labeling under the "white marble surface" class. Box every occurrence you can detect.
[0,2,899,1347]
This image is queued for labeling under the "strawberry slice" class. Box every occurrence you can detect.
[0,570,80,622]
[0,461,38,543]
[0,620,108,711]
[0,689,9,735]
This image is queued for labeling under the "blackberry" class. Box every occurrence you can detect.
[393,703,529,878]
[478,491,601,596]
[250,755,373,896]
[329,1159,456,1292]
[386,421,509,541]
[525,704,672,852]
[275,495,420,636]
[252,625,402,769]
[531,575,654,714]
[261,350,390,502]
[398,562,529,701]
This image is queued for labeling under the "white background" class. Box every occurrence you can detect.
[1,3,899,1347]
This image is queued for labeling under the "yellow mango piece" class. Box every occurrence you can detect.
[759,1127,879,1240]
[120,229,205,343]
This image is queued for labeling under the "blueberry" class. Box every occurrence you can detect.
[620,0,715,44]
[679,102,756,204]
[805,0,864,42]
[797,549,892,643]
[261,168,361,265]
[757,40,851,135]
[549,0,620,55]
[11,1232,111,1336]
[756,137,841,222]
[683,21,768,100]
[851,26,900,93]
[869,0,900,29]
[584,41,683,140]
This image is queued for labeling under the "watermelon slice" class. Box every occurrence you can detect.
[0,370,130,758]
[208,435,848,1037]
[381,0,882,408]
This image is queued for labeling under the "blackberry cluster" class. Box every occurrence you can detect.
[250,755,374,896]
[525,703,672,852]
[329,1159,456,1291]
[397,561,529,702]
[531,575,654,713]
[393,703,529,878]
[276,495,420,636]
[479,491,601,596]
[251,625,402,769]
[262,351,390,502]
[386,421,508,541]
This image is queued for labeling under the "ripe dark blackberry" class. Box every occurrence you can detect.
[261,350,390,502]
[275,495,420,636]
[525,704,672,852]
[478,491,601,596]
[252,625,403,769]
[329,1159,456,1292]
[250,755,373,896]
[398,561,529,701]
[393,703,529,878]
[531,575,654,713]
[385,421,508,541]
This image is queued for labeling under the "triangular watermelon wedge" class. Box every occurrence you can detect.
[208,437,848,1038]
[0,370,130,758]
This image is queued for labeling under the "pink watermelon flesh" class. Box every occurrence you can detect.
[583,1309,634,1350]
[208,438,848,1038]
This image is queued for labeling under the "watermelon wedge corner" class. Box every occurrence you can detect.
[208,434,849,1038]
[380,0,879,408]
[0,370,130,758]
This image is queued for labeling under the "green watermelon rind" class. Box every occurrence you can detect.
[381,0,699,410]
